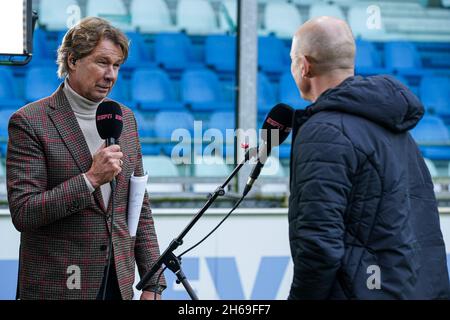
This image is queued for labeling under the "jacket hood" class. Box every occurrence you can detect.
[309,75,424,133]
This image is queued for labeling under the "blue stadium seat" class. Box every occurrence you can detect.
[29,28,58,66]
[420,76,450,117]
[206,111,235,159]
[258,72,276,115]
[122,32,153,71]
[25,67,61,102]
[279,72,310,110]
[154,33,199,72]
[131,68,184,111]
[154,111,195,157]
[396,75,420,98]
[181,69,232,112]
[411,115,450,160]
[133,110,160,155]
[108,75,137,110]
[258,36,286,74]
[384,42,424,76]
[205,35,236,74]
[355,40,387,75]
[0,69,25,109]
[0,108,18,156]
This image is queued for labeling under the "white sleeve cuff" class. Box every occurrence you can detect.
[82,174,96,193]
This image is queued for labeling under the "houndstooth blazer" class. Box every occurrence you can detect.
[6,83,166,300]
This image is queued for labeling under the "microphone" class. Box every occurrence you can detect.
[96,101,123,188]
[243,103,294,196]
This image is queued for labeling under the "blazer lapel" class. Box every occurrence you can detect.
[47,84,107,213]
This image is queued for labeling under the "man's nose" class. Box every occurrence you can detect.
[104,65,116,81]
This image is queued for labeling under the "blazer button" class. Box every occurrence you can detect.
[100,245,107,251]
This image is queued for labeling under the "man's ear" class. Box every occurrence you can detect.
[67,53,77,71]
[301,55,313,78]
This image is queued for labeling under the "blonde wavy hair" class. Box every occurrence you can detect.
[57,17,129,78]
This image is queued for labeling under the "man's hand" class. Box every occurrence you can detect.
[140,291,161,300]
[85,144,123,188]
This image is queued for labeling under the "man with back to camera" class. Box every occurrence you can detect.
[288,16,450,299]
[6,17,166,300]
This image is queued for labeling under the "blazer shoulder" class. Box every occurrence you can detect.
[14,96,54,119]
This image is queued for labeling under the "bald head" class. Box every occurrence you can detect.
[291,16,355,75]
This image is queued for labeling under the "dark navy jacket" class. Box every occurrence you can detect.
[288,75,450,299]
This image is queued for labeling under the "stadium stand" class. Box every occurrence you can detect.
[0,0,450,181]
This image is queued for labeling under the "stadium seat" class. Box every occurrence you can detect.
[154,33,197,71]
[133,110,160,155]
[411,115,450,160]
[218,0,237,33]
[143,155,184,192]
[122,32,153,71]
[309,3,345,21]
[384,42,424,75]
[258,72,276,115]
[28,28,58,66]
[206,111,235,159]
[260,155,288,193]
[0,69,25,110]
[130,0,175,33]
[0,161,5,177]
[131,68,184,111]
[205,35,236,74]
[263,2,302,39]
[107,75,137,109]
[258,36,286,74]
[181,69,232,112]
[279,72,310,110]
[395,75,420,98]
[261,156,286,177]
[38,0,78,31]
[154,111,195,157]
[143,155,179,177]
[176,0,220,35]
[348,5,387,40]
[420,76,450,117]
[24,67,61,102]
[194,155,231,177]
[424,158,438,177]
[0,108,18,156]
[355,40,388,75]
[86,0,132,31]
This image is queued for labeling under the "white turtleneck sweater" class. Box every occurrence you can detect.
[63,78,111,209]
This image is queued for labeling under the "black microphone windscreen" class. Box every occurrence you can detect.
[96,101,123,140]
[262,103,294,147]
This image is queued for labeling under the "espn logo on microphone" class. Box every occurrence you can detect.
[96,114,123,121]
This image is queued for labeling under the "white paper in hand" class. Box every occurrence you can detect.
[128,172,148,237]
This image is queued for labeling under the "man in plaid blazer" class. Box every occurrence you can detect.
[6,17,166,300]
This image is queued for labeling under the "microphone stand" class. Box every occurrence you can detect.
[136,148,256,299]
